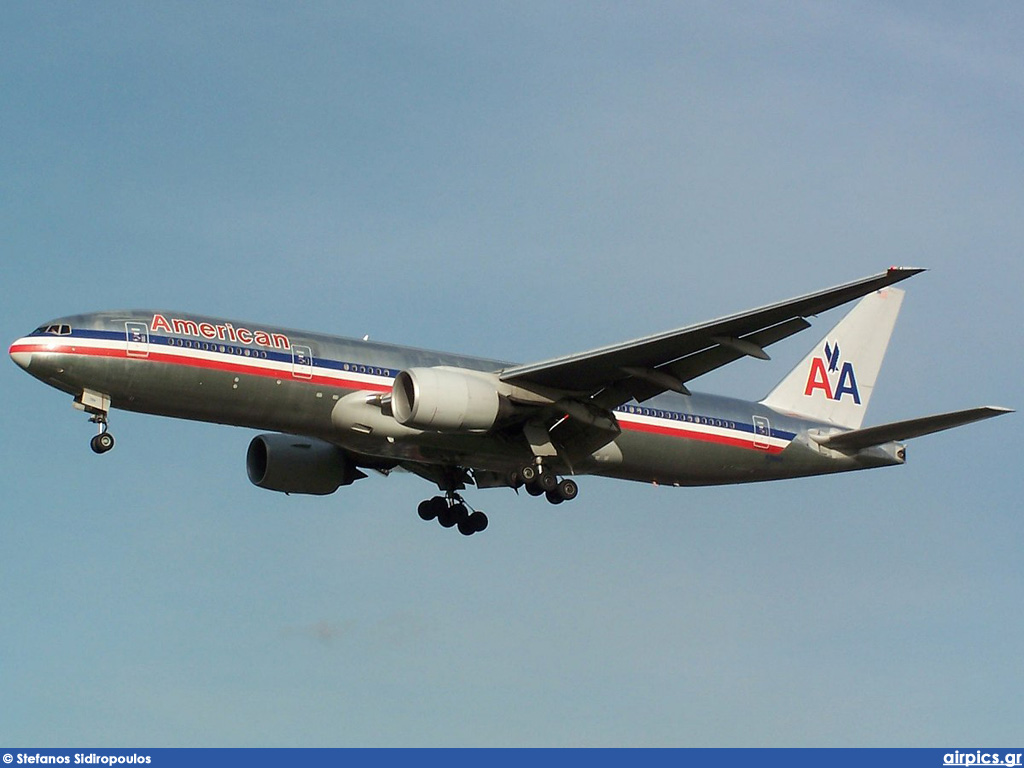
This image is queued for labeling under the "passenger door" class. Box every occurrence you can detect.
[125,321,150,358]
[292,344,313,379]
[752,415,771,450]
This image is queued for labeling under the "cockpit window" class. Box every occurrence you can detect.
[34,324,72,336]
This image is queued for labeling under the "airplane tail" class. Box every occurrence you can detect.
[760,287,904,429]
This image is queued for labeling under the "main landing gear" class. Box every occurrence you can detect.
[417,493,489,536]
[514,464,579,505]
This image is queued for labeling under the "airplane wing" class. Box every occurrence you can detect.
[500,267,925,406]
[813,406,1014,452]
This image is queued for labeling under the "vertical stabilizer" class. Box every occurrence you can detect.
[760,288,904,429]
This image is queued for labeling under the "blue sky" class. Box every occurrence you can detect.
[2,2,1021,746]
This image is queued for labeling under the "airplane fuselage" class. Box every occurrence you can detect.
[9,309,902,489]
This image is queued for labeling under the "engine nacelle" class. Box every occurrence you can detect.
[246,434,365,495]
[392,367,502,432]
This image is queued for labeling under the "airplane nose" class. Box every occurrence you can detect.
[9,340,32,370]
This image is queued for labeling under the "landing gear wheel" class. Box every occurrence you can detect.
[469,511,488,533]
[525,481,544,497]
[90,432,115,454]
[519,464,537,483]
[545,489,564,505]
[458,510,488,536]
[557,478,578,501]
[537,470,557,492]
[418,497,444,521]
[451,502,469,524]
[437,505,458,528]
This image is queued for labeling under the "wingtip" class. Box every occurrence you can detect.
[888,265,927,275]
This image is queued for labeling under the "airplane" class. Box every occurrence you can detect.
[8,267,1012,536]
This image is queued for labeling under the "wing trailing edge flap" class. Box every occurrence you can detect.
[812,406,1013,452]
[594,316,811,407]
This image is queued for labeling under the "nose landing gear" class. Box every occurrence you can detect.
[75,390,115,455]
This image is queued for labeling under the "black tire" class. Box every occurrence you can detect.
[437,505,457,528]
[421,496,448,520]
[418,499,438,521]
[451,502,469,524]
[470,511,488,533]
[525,481,544,497]
[519,464,537,483]
[545,490,564,505]
[557,478,578,501]
[457,518,476,536]
[538,470,557,492]
[91,433,114,454]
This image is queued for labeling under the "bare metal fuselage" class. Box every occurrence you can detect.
[10,310,902,489]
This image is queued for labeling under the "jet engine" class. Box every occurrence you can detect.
[246,434,366,495]
[392,367,502,431]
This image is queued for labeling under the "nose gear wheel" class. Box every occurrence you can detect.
[88,413,115,454]
[90,431,115,454]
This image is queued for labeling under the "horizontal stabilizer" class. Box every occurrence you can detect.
[813,406,1013,452]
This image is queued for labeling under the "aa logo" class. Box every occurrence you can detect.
[803,341,861,403]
